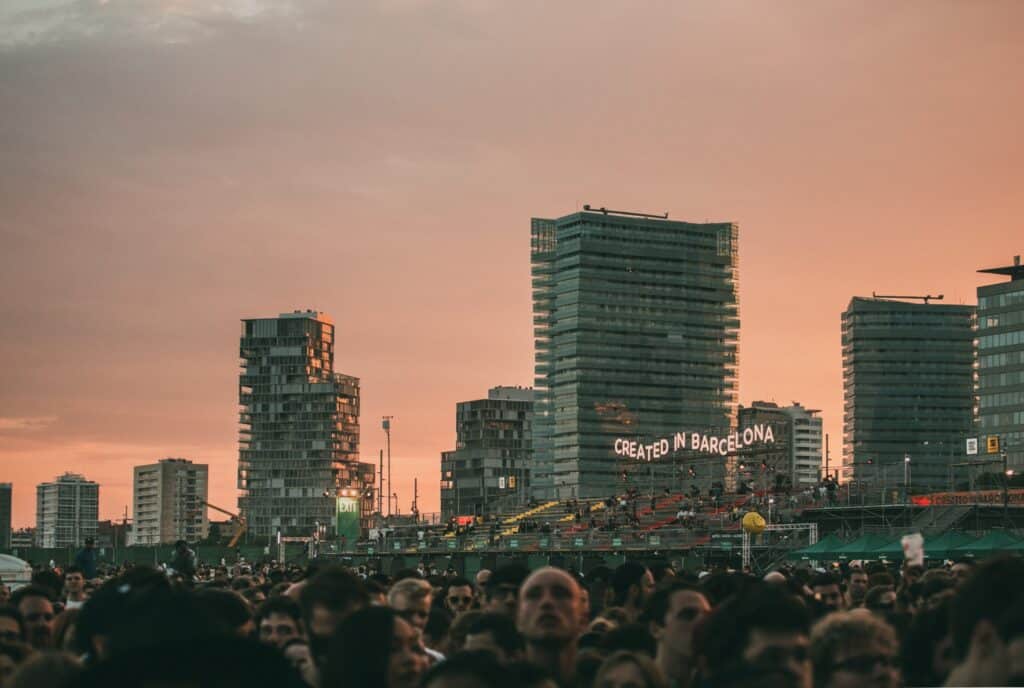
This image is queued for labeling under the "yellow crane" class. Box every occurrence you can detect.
[199,501,248,548]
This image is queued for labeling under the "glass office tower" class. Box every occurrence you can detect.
[531,209,739,499]
[239,311,374,538]
[842,297,975,492]
[978,256,1024,472]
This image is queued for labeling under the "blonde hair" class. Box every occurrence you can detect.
[387,577,432,606]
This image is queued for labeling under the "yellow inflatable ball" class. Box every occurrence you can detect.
[742,511,766,534]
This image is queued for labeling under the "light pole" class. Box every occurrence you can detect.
[382,417,393,517]
[904,454,911,504]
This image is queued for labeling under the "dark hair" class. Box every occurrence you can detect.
[298,566,368,634]
[505,659,558,688]
[74,566,172,663]
[810,572,843,591]
[640,580,703,627]
[425,607,452,643]
[610,562,648,606]
[950,556,1024,661]
[486,564,529,591]
[10,584,55,608]
[696,584,811,676]
[466,612,524,656]
[255,595,302,626]
[193,588,252,631]
[421,649,507,688]
[0,606,25,639]
[864,584,896,610]
[65,566,84,576]
[447,576,474,592]
[601,623,656,657]
[699,571,753,606]
[902,596,952,687]
[322,606,401,688]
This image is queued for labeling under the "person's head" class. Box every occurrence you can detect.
[3,649,82,688]
[485,564,529,617]
[388,578,433,633]
[810,573,845,614]
[282,638,318,687]
[696,584,812,688]
[64,567,86,596]
[84,537,95,549]
[192,588,254,638]
[902,596,954,687]
[475,569,492,593]
[950,560,974,587]
[464,612,524,663]
[641,581,710,666]
[420,649,507,688]
[0,641,33,685]
[611,563,655,615]
[900,564,924,588]
[0,607,25,645]
[809,611,900,688]
[845,570,869,605]
[445,577,475,615]
[594,650,669,688]
[517,567,583,648]
[948,556,1024,684]
[298,566,369,664]
[448,610,483,654]
[10,586,55,649]
[255,596,304,648]
[863,586,896,614]
[323,605,429,688]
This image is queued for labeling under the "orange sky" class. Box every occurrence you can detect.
[0,1,1021,528]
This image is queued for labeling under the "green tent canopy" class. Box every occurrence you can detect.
[950,530,1022,558]
[786,534,846,561]
[923,532,979,560]
[833,534,896,561]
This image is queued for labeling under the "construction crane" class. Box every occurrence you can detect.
[200,501,247,548]
[871,293,944,304]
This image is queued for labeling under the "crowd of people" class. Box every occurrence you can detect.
[1,544,1024,687]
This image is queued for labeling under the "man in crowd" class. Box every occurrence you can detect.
[696,583,812,688]
[464,612,524,664]
[483,564,529,617]
[642,580,711,688]
[64,565,89,610]
[809,610,901,688]
[299,566,369,669]
[10,584,56,649]
[444,576,476,616]
[610,561,655,622]
[389,577,445,661]
[516,566,584,687]
[811,572,846,614]
[256,596,305,648]
[845,568,869,608]
[74,537,98,580]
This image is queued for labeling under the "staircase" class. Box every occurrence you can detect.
[913,505,972,533]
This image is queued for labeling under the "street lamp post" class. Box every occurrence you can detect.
[904,454,912,504]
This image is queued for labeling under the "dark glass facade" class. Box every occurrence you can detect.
[977,258,1024,471]
[440,387,534,518]
[238,311,374,537]
[842,298,975,491]
[531,210,740,499]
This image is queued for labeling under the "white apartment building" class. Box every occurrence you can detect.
[35,473,99,548]
[130,458,209,545]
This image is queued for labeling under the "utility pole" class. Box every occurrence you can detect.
[378,449,384,516]
[412,478,419,521]
[824,434,830,481]
[382,417,393,516]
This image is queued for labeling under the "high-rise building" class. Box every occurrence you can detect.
[738,402,823,490]
[842,297,975,492]
[130,458,209,545]
[531,208,740,499]
[35,473,99,548]
[978,255,1024,472]
[0,483,11,550]
[239,310,375,538]
[440,386,535,518]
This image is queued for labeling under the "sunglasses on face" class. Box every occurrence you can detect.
[832,655,900,674]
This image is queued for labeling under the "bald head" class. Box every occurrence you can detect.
[517,567,583,646]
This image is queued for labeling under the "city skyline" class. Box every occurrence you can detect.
[1,2,1021,527]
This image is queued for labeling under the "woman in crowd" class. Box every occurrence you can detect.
[321,606,429,688]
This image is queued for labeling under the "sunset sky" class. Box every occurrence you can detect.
[0,1,1020,528]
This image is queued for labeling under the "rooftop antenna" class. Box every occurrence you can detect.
[871,293,944,304]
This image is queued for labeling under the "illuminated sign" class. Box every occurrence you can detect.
[966,438,978,456]
[336,497,360,542]
[613,423,776,461]
[987,436,1000,454]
